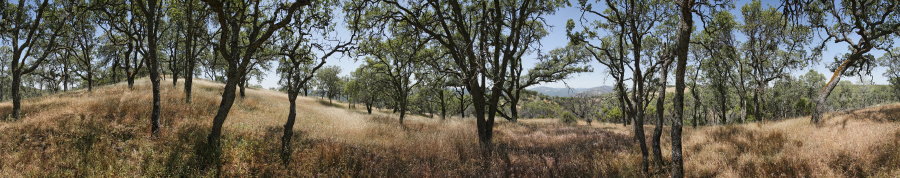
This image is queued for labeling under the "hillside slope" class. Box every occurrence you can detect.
[0,78,899,177]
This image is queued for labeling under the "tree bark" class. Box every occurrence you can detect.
[63,55,70,91]
[630,22,649,175]
[508,97,519,122]
[812,53,861,124]
[365,99,373,114]
[208,77,239,146]
[458,89,466,118]
[10,72,22,120]
[183,0,196,103]
[171,39,180,88]
[652,58,671,168]
[753,85,763,122]
[239,75,247,98]
[469,83,493,147]
[144,0,163,138]
[671,0,693,177]
[281,92,298,163]
[88,71,93,92]
[716,84,728,124]
[439,90,447,120]
[399,97,407,124]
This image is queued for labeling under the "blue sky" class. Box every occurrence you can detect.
[256,0,892,89]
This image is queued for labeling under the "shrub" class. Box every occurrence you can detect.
[558,111,578,125]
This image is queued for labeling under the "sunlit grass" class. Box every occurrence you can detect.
[0,78,899,176]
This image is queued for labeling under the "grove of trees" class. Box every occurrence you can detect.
[1,0,899,177]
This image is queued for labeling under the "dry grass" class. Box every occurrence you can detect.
[1,78,899,177]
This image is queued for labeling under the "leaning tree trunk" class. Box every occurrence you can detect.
[812,53,861,124]
[281,92,299,163]
[208,75,240,146]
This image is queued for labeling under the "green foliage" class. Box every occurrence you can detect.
[891,77,900,102]
[314,66,343,100]
[559,111,578,125]
[521,100,564,119]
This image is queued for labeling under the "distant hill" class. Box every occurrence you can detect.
[528,86,614,97]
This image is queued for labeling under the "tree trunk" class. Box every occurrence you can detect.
[753,85,762,122]
[127,75,135,89]
[150,64,161,137]
[717,85,728,124]
[63,60,70,91]
[469,85,492,146]
[509,97,519,122]
[87,71,94,92]
[399,95,408,124]
[652,59,670,168]
[630,29,649,175]
[439,90,447,120]
[281,92,298,164]
[183,0,195,103]
[171,40,179,88]
[459,90,466,118]
[239,77,247,98]
[0,79,5,102]
[146,2,162,138]
[10,72,22,120]
[365,100,373,114]
[185,73,194,103]
[671,1,693,177]
[208,77,239,147]
[812,53,861,124]
[112,57,120,83]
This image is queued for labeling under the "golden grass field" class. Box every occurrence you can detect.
[1,78,899,177]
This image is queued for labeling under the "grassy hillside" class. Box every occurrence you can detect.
[1,78,899,177]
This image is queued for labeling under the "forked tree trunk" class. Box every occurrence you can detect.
[508,97,519,122]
